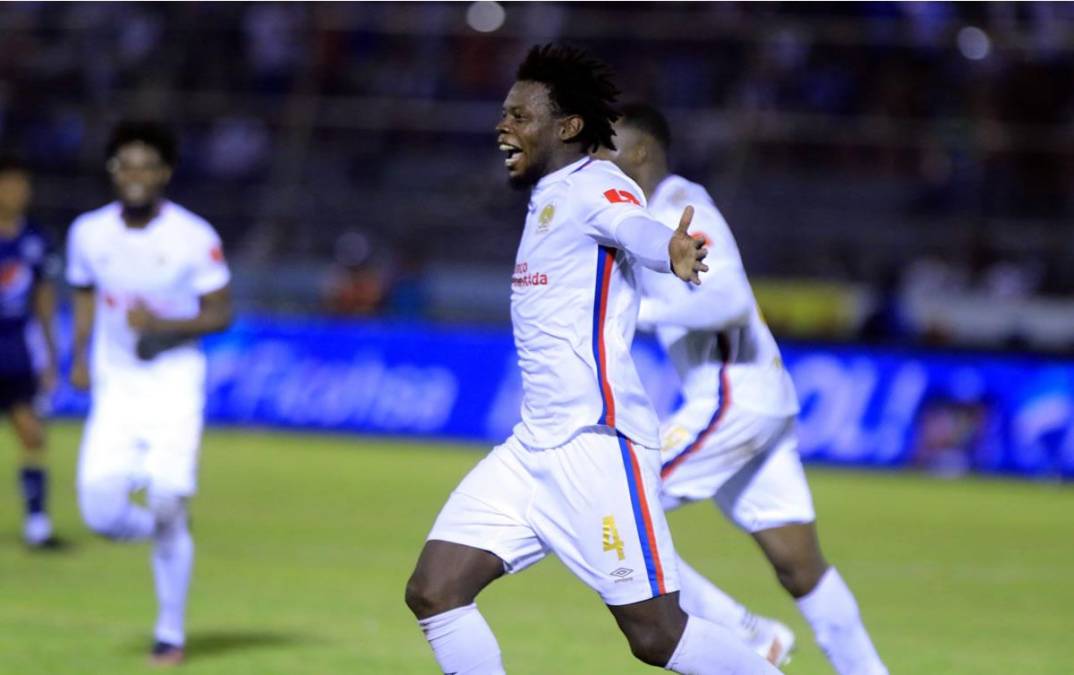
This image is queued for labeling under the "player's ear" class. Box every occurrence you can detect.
[559,115,584,144]
[634,141,649,165]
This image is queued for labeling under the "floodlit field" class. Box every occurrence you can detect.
[1,423,1071,674]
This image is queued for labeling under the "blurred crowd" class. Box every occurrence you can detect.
[1,2,1073,346]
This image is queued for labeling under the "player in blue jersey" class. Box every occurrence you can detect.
[0,157,61,548]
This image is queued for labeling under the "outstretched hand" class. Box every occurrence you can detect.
[668,206,708,284]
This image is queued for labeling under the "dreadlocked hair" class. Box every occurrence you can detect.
[516,43,621,153]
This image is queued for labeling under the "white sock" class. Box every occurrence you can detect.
[151,498,194,647]
[417,603,505,675]
[796,568,888,675]
[665,616,781,674]
[676,556,756,640]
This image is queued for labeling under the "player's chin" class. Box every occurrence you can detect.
[506,164,536,190]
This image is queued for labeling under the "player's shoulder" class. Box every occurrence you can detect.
[654,174,715,211]
[565,158,647,208]
[69,202,122,238]
[161,201,219,240]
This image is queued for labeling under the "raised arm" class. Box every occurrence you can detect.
[614,205,708,283]
[639,261,753,332]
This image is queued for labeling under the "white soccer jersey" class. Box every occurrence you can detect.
[65,200,230,411]
[641,175,798,418]
[511,156,663,450]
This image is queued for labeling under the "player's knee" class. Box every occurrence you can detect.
[148,490,187,533]
[623,624,681,667]
[78,481,128,538]
[404,570,469,619]
[772,550,828,598]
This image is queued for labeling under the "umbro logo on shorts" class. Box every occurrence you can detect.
[610,567,633,578]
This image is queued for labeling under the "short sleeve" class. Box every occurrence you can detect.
[65,220,94,288]
[189,226,231,295]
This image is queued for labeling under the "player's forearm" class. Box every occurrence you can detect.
[32,281,59,367]
[143,289,233,339]
[72,288,95,362]
[613,216,673,272]
[639,265,753,331]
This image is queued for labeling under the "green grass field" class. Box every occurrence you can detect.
[1,422,1071,674]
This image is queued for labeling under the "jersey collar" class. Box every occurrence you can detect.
[534,156,594,191]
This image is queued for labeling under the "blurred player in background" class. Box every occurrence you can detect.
[406,45,781,675]
[0,157,61,548]
[66,122,233,666]
[605,103,888,675]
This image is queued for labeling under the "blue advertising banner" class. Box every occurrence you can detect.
[50,317,1074,479]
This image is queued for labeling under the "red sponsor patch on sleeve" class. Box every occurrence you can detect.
[210,245,225,263]
[603,189,641,206]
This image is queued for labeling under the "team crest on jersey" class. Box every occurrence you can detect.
[537,203,556,233]
[602,515,625,561]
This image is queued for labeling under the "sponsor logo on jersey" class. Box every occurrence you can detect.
[511,262,548,288]
[603,188,641,206]
[602,514,625,561]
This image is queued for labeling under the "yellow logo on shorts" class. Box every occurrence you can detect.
[661,426,691,454]
[602,515,625,561]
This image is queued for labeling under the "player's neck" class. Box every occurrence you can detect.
[636,164,670,201]
[121,200,163,229]
[543,150,588,180]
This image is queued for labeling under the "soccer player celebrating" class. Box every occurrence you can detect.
[604,103,888,675]
[66,121,233,666]
[0,157,61,548]
[405,45,780,674]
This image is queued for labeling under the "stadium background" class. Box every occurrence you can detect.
[1,2,1072,673]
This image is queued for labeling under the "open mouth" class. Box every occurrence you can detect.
[499,142,523,170]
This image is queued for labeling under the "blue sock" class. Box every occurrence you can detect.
[19,467,47,516]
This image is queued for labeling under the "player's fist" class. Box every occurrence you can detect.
[127,301,158,333]
[70,358,90,391]
[668,205,708,284]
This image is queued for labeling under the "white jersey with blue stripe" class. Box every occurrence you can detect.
[511,156,662,450]
[642,175,799,417]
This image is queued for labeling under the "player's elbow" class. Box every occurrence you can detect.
[214,304,235,332]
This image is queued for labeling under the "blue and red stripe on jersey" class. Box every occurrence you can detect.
[661,333,733,479]
[617,433,668,597]
[592,245,617,427]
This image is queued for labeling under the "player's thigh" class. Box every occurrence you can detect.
[714,418,817,533]
[659,404,772,510]
[77,403,139,491]
[8,401,45,452]
[426,436,546,575]
[143,410,204,497]
[531,430,680,607]
[406,539,507,618]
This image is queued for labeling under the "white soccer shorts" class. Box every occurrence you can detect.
[427,428,681,606]
[658,400,815,533]
[76,392,204,497]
